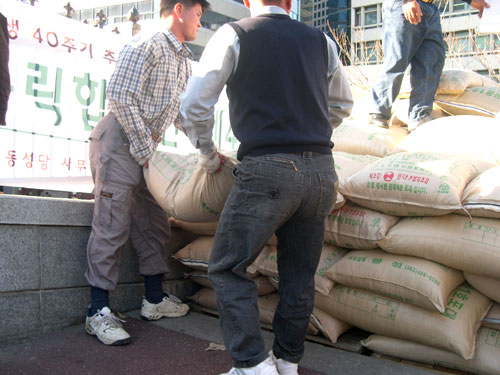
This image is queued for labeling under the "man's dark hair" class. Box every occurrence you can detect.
[160,0,210,15]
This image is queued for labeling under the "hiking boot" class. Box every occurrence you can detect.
[220,356,279,375]
[269,351,298,375]
[85,307,131,346]
[368,113,389,128]
[140,294,189,320]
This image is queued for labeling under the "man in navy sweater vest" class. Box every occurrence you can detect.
[181,0,352,373]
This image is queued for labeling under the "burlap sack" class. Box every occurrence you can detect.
[460,166,500,219]
[333,152,379,182]
[189,288,319,335]
[390,98,447,126]
[333,153,377,211]
[172,236,214,271]
[326,249,464,312]
[390,98,411,123]
[334,192,347,211]
[144,151,237,222]
[268,276,351,343]
[332,179,344,211]
[464,273,500,303]
[399,69,499,98]
[169,219,281,241]
[331,120,408,158]
[379,214,500,279]
[315,283,492,359]
[362,329,500,375]
[310,307,352,344]
[391,116,500,165]
[169,218,219,235]
[324,202,399,249]
[341,152,493,216]
[254,244,348,296]
[187,270,276,296]
[435,87,500,118]
[437,69,499,94]
[268,276,279,290]
[483,303,500,331]
[389,96,448,126]
[172,236,259,277]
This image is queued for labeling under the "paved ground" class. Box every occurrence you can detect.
[0,309,439,375]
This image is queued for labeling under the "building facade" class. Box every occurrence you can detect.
[60,0,249,60]
[301,0,351,38]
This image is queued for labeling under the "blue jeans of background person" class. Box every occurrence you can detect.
[371,0,445,124]
[208,152,336,368]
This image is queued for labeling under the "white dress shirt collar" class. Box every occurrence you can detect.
[250,5,289,18]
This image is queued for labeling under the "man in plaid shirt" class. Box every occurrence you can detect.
[84,0,210,346]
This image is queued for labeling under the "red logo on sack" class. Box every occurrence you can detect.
[383,171,394,181]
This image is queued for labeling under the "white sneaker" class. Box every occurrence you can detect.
[269,351,299,375]
[140,294,189,320]
[221,356,279,375]
[85,307,131,346]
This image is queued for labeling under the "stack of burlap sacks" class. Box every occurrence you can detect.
[144,69,500,375]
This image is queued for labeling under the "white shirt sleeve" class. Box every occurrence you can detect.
[180,24,240,155]
[325,35,353,129]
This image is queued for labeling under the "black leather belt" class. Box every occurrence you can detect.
[290,151,325,158]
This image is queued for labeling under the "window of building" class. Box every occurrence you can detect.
[494,35,500,50]
[138,1,152,13]
[364,5,378,26]
[449,31,472,54]
[76,1,155,24]
[201,10,238,31]
[354,8,361,27]
[355,40,379,64]
[123,3,136,16]
[474,34,489,51]
[80,8,93,21]
[452,0,467,13]
[108,5,121,18]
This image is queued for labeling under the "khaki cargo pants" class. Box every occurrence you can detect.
[85,113,170,290]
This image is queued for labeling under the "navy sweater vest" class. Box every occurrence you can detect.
[227,14,331,161]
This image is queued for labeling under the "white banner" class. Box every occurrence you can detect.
[0,1,237,193]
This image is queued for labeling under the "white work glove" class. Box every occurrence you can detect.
[199,148,224,174]
[136,155,149,166]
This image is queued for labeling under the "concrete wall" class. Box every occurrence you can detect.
[0,195,199,346]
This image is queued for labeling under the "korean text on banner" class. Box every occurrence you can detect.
[0,1,127,191]
[0,1,239,193]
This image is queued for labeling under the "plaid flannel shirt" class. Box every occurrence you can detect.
[107,28,192,163]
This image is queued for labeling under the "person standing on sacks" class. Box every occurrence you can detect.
[368,0,489,131]
[180,0,353,373]
[84,0,210,346]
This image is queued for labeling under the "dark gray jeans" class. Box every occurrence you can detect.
[208,152,336,368]
[85,113,170,290]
